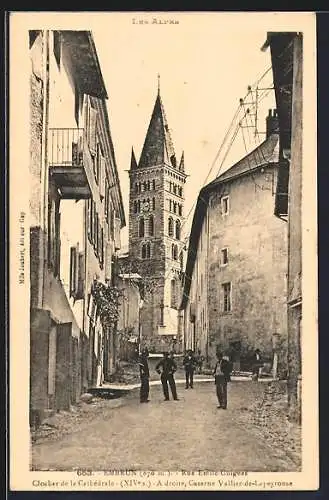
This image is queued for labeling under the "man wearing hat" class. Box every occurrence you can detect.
[183,349,197,389]
[138,347,150,403]
[213,351,233,409]
[155,351,179,401]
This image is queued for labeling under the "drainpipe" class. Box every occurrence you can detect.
[40,30,49,308]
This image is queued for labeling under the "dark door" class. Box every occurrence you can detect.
[71,336,79,404]
[55,322,72,411]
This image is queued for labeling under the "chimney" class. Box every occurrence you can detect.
[266,108,279,138]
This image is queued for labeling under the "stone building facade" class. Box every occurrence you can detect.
[128,89,186,352]
[29,30,125,425]
[181,111,288,371]
[265,32,304,421]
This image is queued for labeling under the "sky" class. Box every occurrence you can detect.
[91,13,276,249]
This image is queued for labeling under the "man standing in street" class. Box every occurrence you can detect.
[138,347,150,403]
[183,349,197,389]
[156,351,179,401]
[213,351,233,409]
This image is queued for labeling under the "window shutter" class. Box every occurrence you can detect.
[76,251,85,300]
[100,227,104,268]
[87,199,91,241]
[100,156,106,199]
[105,241,112,281]
[70,246,77,297]
[93,202,97,248]
[88,106,97,154]
[105,179,109,220]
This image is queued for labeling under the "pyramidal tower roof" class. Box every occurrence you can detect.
[137,87,177,170]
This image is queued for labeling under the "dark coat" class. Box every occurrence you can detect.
[213,359,233,383]
[183,354,197,371]
[138,357,150,378]
[155,357,177,376]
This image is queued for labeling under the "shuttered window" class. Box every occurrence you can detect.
[88,106,97,154]
[69,246,78,297]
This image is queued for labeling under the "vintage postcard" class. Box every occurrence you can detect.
[9,11,318,491]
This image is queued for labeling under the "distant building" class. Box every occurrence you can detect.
[127,87,186,353]
[265,32,303,421]
[29,30,125,425]
[180,111,288,370]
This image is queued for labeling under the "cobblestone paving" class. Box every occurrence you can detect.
[32,381,300,472]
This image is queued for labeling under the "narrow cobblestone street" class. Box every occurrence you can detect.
[32,381,299,472]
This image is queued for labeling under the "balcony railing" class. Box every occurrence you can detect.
[48,128,91,200]
[49,128,84,167]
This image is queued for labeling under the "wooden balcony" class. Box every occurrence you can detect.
[49,128,92,199]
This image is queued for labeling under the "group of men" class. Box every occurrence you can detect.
[138,348,233,410]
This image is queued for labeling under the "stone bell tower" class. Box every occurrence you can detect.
[128,83,187,352]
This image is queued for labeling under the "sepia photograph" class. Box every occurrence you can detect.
[9,11,318,491]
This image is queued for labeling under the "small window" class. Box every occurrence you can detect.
[222,282,232,312]
[173,185,177,195]
[142,243,151,259]
[149,215,154,236]
[152,197,156,210]
[139,217,145,237]
[152,179,156,190]
[172,244,178,260]
[133,201,138,214]
[168,217,174,237]
[221,248,228,266]
[175,220,181,240]
[173,202,177,214]
[221,196,230,216]
[178,204,182,216]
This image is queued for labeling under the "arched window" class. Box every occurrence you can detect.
[169,181,172,192]
[172,244,178,260]
[168,217,174,237]
[178,186,183,197]
[152,179,156,190]
[152,197,155,210]
[139,217,145,237]
[175,220,181,240]
[149,215,154,236]
[173,184,177,195]
[169,199,172,212]
[173,202,177,214]
[141,242,151,259]
[171,279,177,308]
[137,200,141,213]
[133,201,138,213]
[178,204,182,216]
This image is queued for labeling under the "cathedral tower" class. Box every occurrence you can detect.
[128,86,186,352]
